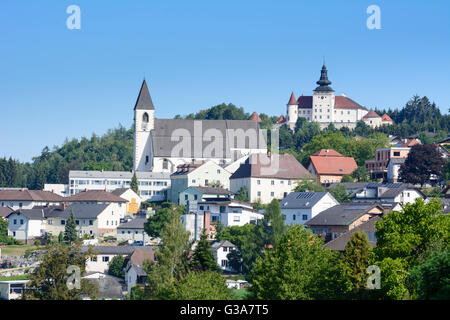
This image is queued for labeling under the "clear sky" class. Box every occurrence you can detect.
[1,0,449,162]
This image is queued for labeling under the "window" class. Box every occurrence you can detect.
[257,191,261,197]
[257,180,261,185]
[102,256,110,262]
[223,247,228,252]
[270,192,275,196]
[19,203,23,208]
[90,256,97,262]
[293,214,296,221]
[280,180,284,184]
[271,180,274,185]
[205,179,209,185]
[48,220,53,225]
[163,159,168,170]
[20,219,24,225]
[89,220,93,225]
[76,220,79,225]
[199,206,204,210]
[221,260,228,267]
[13,231,16,237]
[192,179,196,183]
[194,195,198,200]
[393,151,400,156]
[13,219,17,225]
[303,214,308,220]
[61,220,66,225]
[145,156,149,164]
[233,216,240,222]
[217,169,221,174]
[185,195,188,200]
[142,112,149,123]
[288,181,291,185]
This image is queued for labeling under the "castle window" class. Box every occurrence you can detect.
[142,113,149,123]
[163,159,168,169]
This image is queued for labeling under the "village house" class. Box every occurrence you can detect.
[0,189,64,210]
[349,183,426,206]
[0,280,29,300]
[306,149,358,185]
[6,207,53,243]
[178,186,234,207]
[280,192,339,226]
[123,248,155,293]
[230,153,311,203]
[387,158,406,183]
[305,203,384,242]
[116,217,147,243]
[110,188,141,215]
[169,161,232,204]
[182,210,216,241]
[0,207,13,220]
[210,240,238,272]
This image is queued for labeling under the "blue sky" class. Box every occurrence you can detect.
[1,0,449,162]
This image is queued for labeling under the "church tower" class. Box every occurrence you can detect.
[133,79,155,172]
[312,64,335,124]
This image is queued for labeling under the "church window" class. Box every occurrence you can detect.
[142,112,149,123]
[163,159,168,169]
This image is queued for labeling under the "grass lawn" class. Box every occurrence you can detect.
[0,275,30,281]
[0,245,41,257]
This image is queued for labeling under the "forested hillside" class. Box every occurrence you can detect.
[0,96,448,189]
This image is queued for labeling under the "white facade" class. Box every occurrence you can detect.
[69,171,170,202]
[197,200,263,227]
[212,242,238,272]
[7,213,44,242]
[134,109,154,172]
[230,177,297,204]
[43,184,69,197]
[86,254,120,274]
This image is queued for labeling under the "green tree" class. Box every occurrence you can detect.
[130,171,139,194]
[64,210,78,243]
[235,186,249,202]
[144,203,184,238]
[226,249,243,273]
[352,166,370,182]
[190,233,220,272]
[294,177,326,192]
[58,231,64,244]
[262,199,286,247]
[329,184,349,203]
[23,242,98,300]
[249,225,351,299]
[0,218,8,244]
[108,255,125,278]
[342,232,371,293]
[169,271,231,300]
[341,174,354,183]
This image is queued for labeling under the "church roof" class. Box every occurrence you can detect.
[151,119,267,158]
[134,79,155,110]
[362,110,381,119]
[287,92,298,105]
[249,111,262,122]
[381,113,393,122]
[314,64,334,93]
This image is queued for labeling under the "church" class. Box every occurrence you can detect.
[282,64,379,130]
[133,80,267,173]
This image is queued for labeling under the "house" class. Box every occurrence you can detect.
[169,160,231,204]
[69,170,170,201]
[182,210,216,241]
[349,183,426,205]
[210,240,238,272]
[280,192,339,226]
[178,186,234,207]
[306,149,358,185]
[123,248,155,293]
[65,190,127,219]
[381,114,394,126]
[0,280,29,300]
[43,184,69,197]
[0,189,64,210]
[116,217,147,243]
[305,203,384,242]
[323,216,381,251]
[230,153,311,203]
[387,158,406,183]
[110,188,141,215]
[82,273,124,300]
[362,110,383,128]
[328,182,370,195]
[132,80,267,173]
[6,207,53,243]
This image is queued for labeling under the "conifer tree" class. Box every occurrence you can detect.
[191,233,220,272]
[64,210,78,243]
[342,231,371,293]
[130,171,139,194]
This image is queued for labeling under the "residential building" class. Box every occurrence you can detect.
[43,184,69,197]
[0,207,13,220]
[65,189,127,219]
[6,207,52,243]
[117,217,147,242]
[305,203,384,242]
[0,189,64,210]
[178,186,234,207]
[82,274,124,300]
[230,153,311,203]
[132,80,267,173]
[381,113,394,126]
[282,64,370,130]
[306,149,358,185]
[210,240,238,272]
[323,216,381,251]
[280,192,339,226]
[362,110,383,128]
[387,158,406,183]
[0,280,29,300]
[68,170,170,201]
[169,160,231,203]
[110,188,141,215]
[123,248,155,293]
[182,210,216,241]
[349,183,426,205]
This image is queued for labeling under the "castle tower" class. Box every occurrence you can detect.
[312,63,335,124]
[133,79,155,172]
[286,92,298,124]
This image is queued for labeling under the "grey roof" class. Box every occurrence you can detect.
[69,170,169,180]
[0,206,13,218]
[388,158,406,165]
[110,188,132,196]
[82,245,154,255]
[306,203,382,227]
[280,192,333,209]
[46,203,109,219]
[440,198,450,214]
[118,218,147,230]
[151,118,267,158]
[324,216,381,251]
[6,207,52,220]
[134,80,154,110]
[85,277,123,299]
[211,240,236,251]
[328,182,370,190]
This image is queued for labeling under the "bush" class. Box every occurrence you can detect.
[34,240,41,246]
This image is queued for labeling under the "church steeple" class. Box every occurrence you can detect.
[314,64,334,92]
[134,79,155,110]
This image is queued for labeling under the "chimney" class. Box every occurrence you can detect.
[267,151,271,157]
[61,203,67,211]
[204,211,211,238]
[21,188,25,192]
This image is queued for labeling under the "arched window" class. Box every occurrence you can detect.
[142,113,149,123]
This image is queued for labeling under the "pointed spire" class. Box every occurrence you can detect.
[249,111,262,123]
[314,63,334,92]
[134,79,155,110]
[287,92,298,105]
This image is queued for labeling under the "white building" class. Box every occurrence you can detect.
[6,208,47,243]
[116,217,147,243]
[197,199,263,227]
[230,153,312,203]
[0,280,29,300]
[387,158,406,183]
[280,192,339,226]
[210,240,238,272]
[132,80,267,174]
[43,184,69,197]
[0,189,64,211]
[284,64,370,130]
[110,188,141,215]
[349,183,426,206]
[68,170,170,202]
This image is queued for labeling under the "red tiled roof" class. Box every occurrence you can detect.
[66,190,127,203]
[312,149,344,157]
[334,96,367,110]
[399,139,421,148]
[277,115,286,123]
[288,92,297,105]
[171,161,206,176]
[249,111,262,123]
[362,110,381,119]
[381,113,393,122]
[309,154,358,176]
[0,190,64,202]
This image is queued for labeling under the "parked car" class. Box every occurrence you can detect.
[131,241,143,246]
